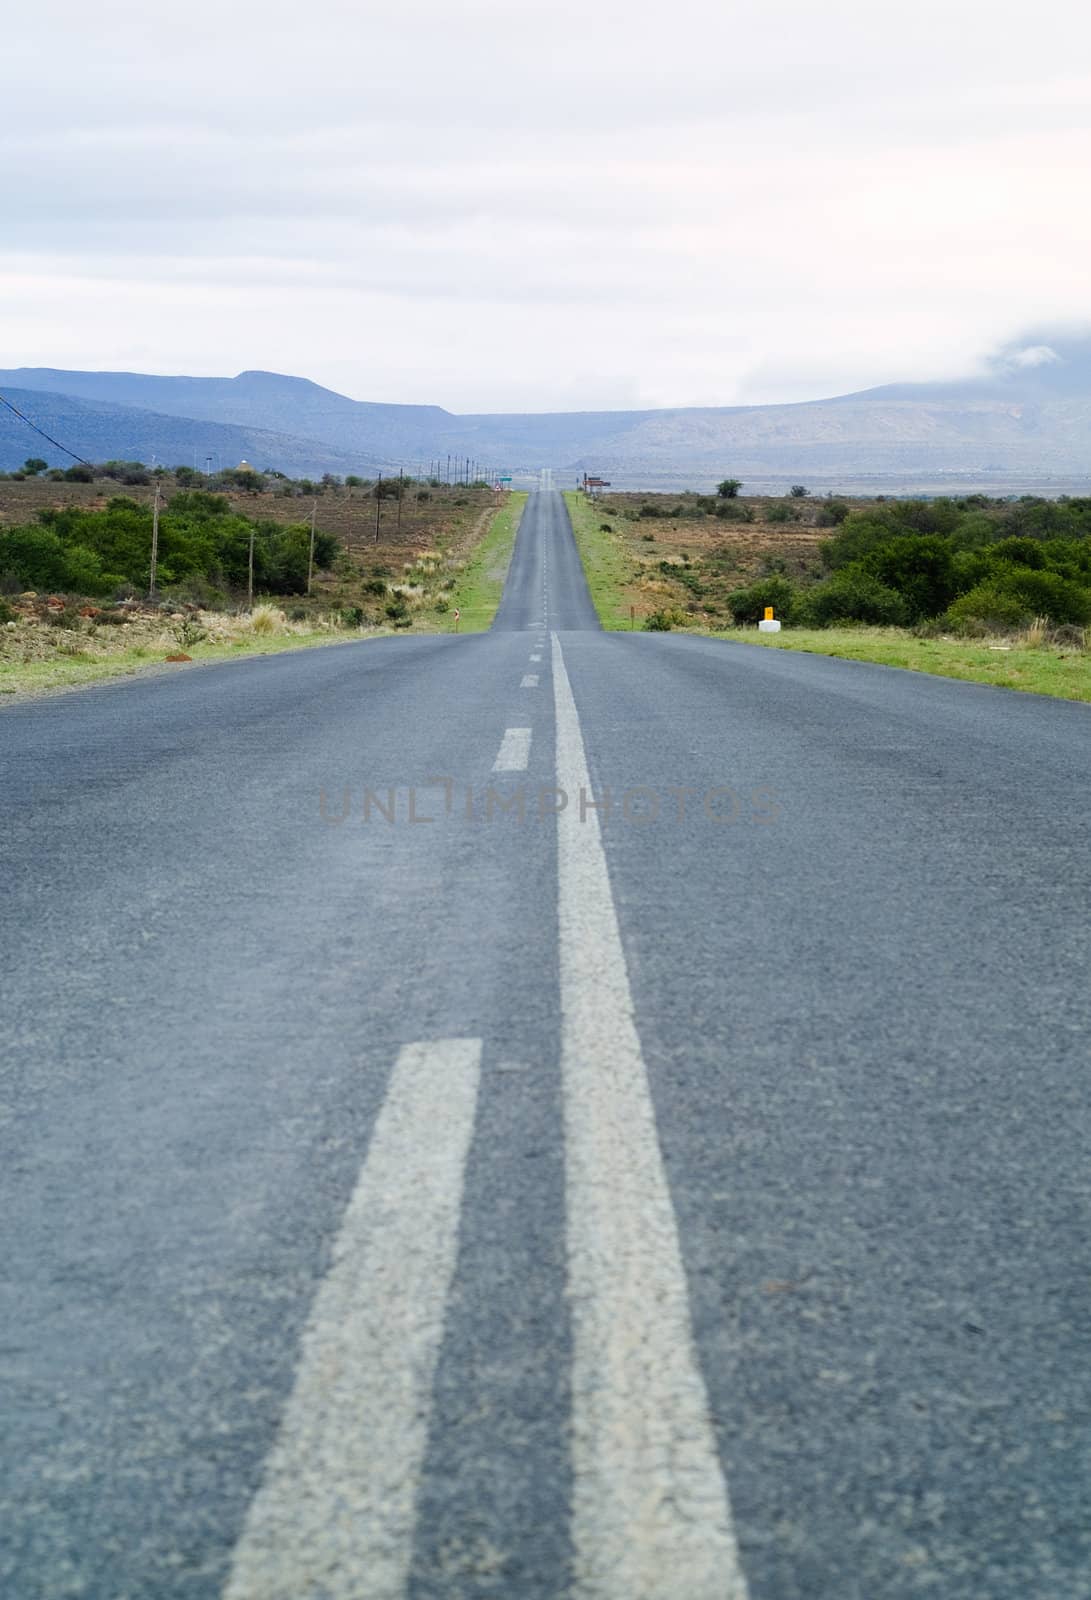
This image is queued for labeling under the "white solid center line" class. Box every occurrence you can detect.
[223,1038,483,1600]
[551,633,748,1600]
[493,726,532,772]
[521,673,540,687]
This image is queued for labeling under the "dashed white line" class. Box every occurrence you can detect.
[493,726,533,772]
[551,633,747,1600]
[529,653,542,663]
[223,1039,483,1600]
[521,674,540,688]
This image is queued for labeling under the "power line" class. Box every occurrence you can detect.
[0,391,93,466]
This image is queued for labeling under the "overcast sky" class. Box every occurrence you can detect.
[2,0,1089,412]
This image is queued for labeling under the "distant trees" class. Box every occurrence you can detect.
[0,491,341,598]
[716,478,743,499]
[789,484,807,497]
[727,496,1091,630]
[23,458,48,477]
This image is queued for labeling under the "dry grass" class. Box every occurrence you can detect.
[248,603,286,635]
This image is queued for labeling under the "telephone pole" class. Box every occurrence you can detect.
[307,498,317,594]
[149,480,162,598]
[374,473,382,543]
[247,522,255,610]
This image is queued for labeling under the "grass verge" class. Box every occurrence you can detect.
[0,626,391,702]
[444,493,528,632]
[563,492,640,629]
[709,626,1091,703]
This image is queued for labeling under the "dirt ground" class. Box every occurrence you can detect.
[588,491,848,624]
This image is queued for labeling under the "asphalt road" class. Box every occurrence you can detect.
[1,491,1089,1599]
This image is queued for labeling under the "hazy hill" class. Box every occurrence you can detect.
[5,335,1091,490]
[0,387,385,478]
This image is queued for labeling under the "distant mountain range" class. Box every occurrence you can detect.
[4,337,1091,492]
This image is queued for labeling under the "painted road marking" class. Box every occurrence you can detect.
[493,727,533,772]
[551,633,747,1600]
[521,674,540,688]
[223,1039,483,1600]
[530,653,542,663]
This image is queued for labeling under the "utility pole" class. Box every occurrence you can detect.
[396,469,404,537]
[446,453,451,484]
[374,473,382,543]
[307,498,317,594]
[247,522,255,610]
[149,479,162,598]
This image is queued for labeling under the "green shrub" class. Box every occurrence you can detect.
[943,584,1033,630]
[859,536,957,621]
[362,577,387,596]
[434,597,450,613]
[800,570,908,627]
[644,609,681,631]
[341,606,365,627]
[988,568,1091,624]
[763,502,798,524]
[726,576,797,624]
[815,500,851,527]
[714,501,754,522]
[821,512,898,569]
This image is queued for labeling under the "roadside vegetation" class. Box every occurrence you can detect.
[563,491,638,627]
[445,492,528,629]
[570,485,1091,700]
[0,468,518,698]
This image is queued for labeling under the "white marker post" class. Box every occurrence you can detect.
[758,605,781,633]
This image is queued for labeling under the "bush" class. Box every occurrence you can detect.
[816,500,851,527]
[764,502,798,524]
[943,584,1033,631]
[799,570,908,627]
[716,479,742,498]
[644,609,682,631]
[63,465,95,483]
[248,605,284,635]
[726,576,797,624]
[173,616,207,648]
[362,576,387,596]
[714,500,754,522]
[434,597,450,613]
[859,535,957,621]
[341,606,365,627]
[789,484,807,498]
[942,568,1088,631]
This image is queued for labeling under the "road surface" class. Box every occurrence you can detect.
[2,491,1089,1598]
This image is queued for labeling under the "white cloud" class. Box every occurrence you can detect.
[2,0,1090,409]
[1010,345,1061,367]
